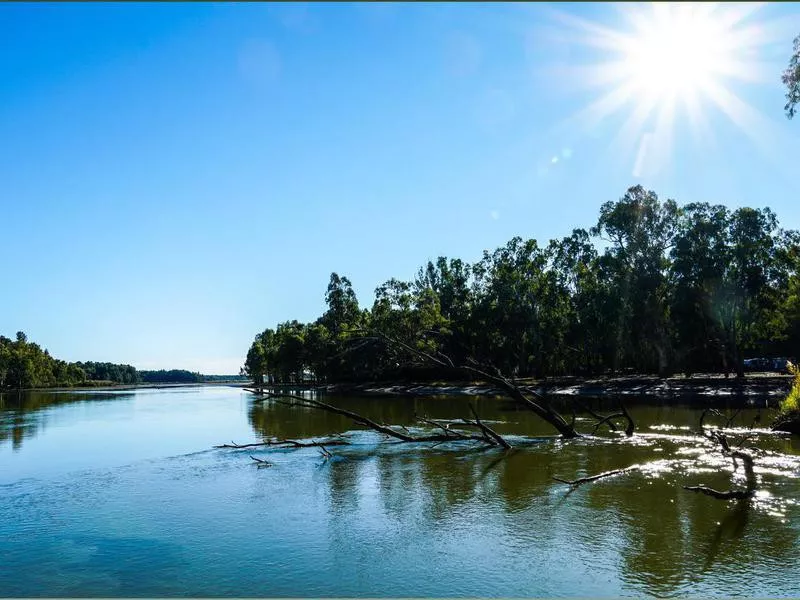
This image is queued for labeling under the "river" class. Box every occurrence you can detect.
[1,386,799,597]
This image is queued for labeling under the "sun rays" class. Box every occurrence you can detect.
[548,2,781,176]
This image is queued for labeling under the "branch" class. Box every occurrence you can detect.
[215,437,350,449]
[686,413,758,500]
[364,330,578,438]
[574,399,617,432]
[591,412,625,435]
[468,404,512,449]
[553,467,631,486]
[683,486,754,500]
[250,391,489,445]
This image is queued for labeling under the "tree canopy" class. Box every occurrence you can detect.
[244,187,800,384]
[784,33,800,119]
[0,335,211,390]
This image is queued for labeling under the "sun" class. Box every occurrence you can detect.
[548,2,776,176]
[621,5,728,101]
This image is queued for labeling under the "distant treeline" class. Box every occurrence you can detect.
[0,335,235,390]
[244,186,800,385]
[138,369,203,383]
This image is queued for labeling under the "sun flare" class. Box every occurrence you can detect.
[550,2,778,176]
[622,5,729,100]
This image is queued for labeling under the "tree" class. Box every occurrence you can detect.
[592,186,680,375]
[783,34,800,119]
[245,188,799,384]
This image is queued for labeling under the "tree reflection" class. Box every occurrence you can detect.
[0,391,130,451]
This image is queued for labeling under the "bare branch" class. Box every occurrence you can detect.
[365,330,578,438]
[468,404,512,449]
[553,467,631,486]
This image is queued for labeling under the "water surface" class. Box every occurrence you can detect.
[1,386,799,597]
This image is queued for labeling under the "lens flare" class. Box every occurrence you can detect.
[545,2,781,175]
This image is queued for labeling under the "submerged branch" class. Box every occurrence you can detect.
[686,413,758,500]
[361,330,578,438]
[245,390,491,445]
[683,485,754,500]
[553,467,632,487]
[468,403,512,449]
[215,438,350,449]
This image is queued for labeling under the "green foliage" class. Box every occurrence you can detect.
[781,361,800,413]
[245,187,800,384]
[0,332,86,389]
[784,33,800,119]
[138,369,203,384]
[75,361,138,384]
[0,335,212,389]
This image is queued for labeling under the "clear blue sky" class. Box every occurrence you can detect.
[2,2,799,374]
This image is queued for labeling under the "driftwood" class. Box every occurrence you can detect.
[246,390,510,447]
[215,438,350,449]
[553,467,632,486]
[683,412,758,500]
[361,332,589,437]
[468,403,512,449]
[250,455,273,468]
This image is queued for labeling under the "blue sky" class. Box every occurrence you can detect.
[2,2,799,374]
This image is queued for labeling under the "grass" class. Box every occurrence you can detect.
[780,361,800,414]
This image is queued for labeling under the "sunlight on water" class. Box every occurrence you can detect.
[1,386,799,597]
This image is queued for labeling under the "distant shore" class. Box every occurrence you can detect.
[246,371,793,402]
[9,372,791,401]
[333,372,792,400]
[10,380,252,393]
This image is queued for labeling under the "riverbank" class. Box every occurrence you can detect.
[11,380,253,393]
[315,371,793,401]
[16,372,792,401]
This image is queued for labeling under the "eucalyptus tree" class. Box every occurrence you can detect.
[592,186,680,375]
[783,33,800,118]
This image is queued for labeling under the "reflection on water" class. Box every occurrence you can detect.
[0,391,134,450]
[1,387,800,597]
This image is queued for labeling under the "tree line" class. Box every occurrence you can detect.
[0,333,208,390]
[244,186,800,385]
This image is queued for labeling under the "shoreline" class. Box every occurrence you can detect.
[6,372,791,400]
[261,371,794,401]
[4,381,252,393]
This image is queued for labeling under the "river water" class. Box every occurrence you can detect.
[1,386,799,597]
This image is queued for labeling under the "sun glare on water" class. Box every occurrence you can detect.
[551,2,778,176]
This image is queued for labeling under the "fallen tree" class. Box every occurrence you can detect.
[224,332,779,506]
[233,328,637,451]
[682,409,758,500]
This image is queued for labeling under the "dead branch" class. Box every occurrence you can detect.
[591,413,626,435]
[584,399,634,437]
[215,438,350,449]
[682,485,753,500]
[363,330,578,438]
[553,467,631,486]
[415,413,471,440]
[685,414,758,500]
[468,404,512,449]
[619,401,635,437]
[250,455,273,468]
[573,399,618,431]
[249,390,490,445]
